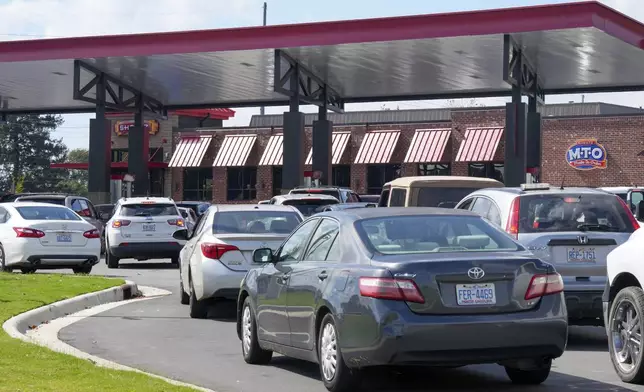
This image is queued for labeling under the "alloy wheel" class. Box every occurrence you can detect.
[242,306,252,355]
[612,298,642,372]
[320,322,338,381]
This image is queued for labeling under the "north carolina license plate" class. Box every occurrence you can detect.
[142,224,156,232]
[567,247,596,263]
[456,283,496,305]
[57,234,72,242]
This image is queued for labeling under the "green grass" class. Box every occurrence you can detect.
[0,273,198,392]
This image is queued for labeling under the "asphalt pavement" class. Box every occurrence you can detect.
[42,259,644,392]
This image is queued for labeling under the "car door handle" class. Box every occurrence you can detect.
[318,271,328,281]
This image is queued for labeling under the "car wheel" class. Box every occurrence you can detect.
[0,244,11,273]
[505,359,551,385]
[20,268,35,274]
[189,277,208,319]
[318,313,362,392]
[179,271,189,305]
[608,286,644,383]
[73,266,92,274]
[105,241,119,269]
[171,256,179,267]
[241,296,272,364]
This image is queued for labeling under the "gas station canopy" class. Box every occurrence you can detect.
[0,1,644,114]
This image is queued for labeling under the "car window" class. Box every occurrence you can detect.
[290,189,341,199]
[457,198,474,210]
[281,199,339,217]
[277,219,319,262]
[0,207,9,223]
[519,193,634,233]
[356,215,519,254]
[389,188,407,207]
[212,211,301,234]
[75,199,92,217]
[487,203,502,227]
[631,192,644,210]
[193,212,208,236]
[120,203,179,217]
[417,187,479,208]
[15,206,82,221]
[304,219,340,261]
[325,236,341,261]
[470,197,492,217]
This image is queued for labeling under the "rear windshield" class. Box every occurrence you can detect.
[290,189,340,199]
[519,194,634,233]
[416,187,479,208]
[213,211,302,234]
[120,203,179,217]
[16,206,81,221]
[282,199,339,216]
[17,198,65,205]
[356,215,519,254]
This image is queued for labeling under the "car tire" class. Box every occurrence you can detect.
[0,244,11,273]
[241,296,272,364]
[73,266,92,274]
[20,268,35,274]
[179,271,190,305]
[608,286,644,383]
[189,278,208,319]
[105,241,119,269]
[318,313,362,392]
[171,256,179,267]
[505,359,551,385]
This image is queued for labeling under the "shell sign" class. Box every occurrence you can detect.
[565,138,607,170]
[114,120,160,136]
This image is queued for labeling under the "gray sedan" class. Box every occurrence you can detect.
[236,207,568,392]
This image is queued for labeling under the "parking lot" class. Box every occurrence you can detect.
[37,259,641,392]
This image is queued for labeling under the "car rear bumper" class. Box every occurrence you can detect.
[109,242,183,259]
[10,255,99,269]
[339,294,568,369]
[564,290,604,325]
[198,258,245,300]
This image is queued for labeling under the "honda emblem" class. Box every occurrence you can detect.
[577,235,589,245]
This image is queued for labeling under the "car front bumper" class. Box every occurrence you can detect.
[339,293,568,369]
[564,290,604,325]
[109,241,183,259]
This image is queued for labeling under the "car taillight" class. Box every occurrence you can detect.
[201,243,239,259]
[167,218,185,227]
[13,227,45,238]
[83,229,100,239]
[525,273,564,300]
[359,277,425,303]
[506,197,520,239]
[617,196,640,230]
[112,220,131,228]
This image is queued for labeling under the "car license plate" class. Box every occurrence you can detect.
[456,283,496,306]
[567,247,596,263]
[57,234,72,243]
[142,223,156,232]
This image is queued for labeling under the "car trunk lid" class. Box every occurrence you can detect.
[29,221,90,247]
[208,234,288,272]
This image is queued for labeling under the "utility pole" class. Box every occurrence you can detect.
[260,2,267,116]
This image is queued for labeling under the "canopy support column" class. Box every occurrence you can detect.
[129,95,150,196]
[282,63,305,192]
[87,73,111,204]
[312,89,333,185]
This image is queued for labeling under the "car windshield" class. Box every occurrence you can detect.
[15,206,81,221]
[282,199,338,216]
[17,198,65,205]
[356,215,520,254]
[120,203,178,217]
[212,211,302,234]
[416,187,480,207]
[518,193,634,233]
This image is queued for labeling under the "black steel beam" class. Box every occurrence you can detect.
[274,49,344,113]
[503,35,545,105]
[73,60,167,118]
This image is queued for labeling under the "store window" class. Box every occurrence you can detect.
[183,168,213,201]
[111,149,128,162]
[227,167,257,201]
[367,164,401,195]
[272,167,282,196]
[418,163,451,176]
[332,165,351,187]
[468,163,504,183]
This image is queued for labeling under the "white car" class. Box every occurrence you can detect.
[604,228,644,383]
[178,206,198,234]
[268,194,340,217]
[104,197,186,269]
[0,202,101,274]
[176,204,303,318]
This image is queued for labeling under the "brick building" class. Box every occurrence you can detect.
[66,102,643,204]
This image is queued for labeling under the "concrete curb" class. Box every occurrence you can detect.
[2,281,216,392]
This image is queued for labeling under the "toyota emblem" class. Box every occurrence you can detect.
[467,267,485,280]
[577,235,588,245]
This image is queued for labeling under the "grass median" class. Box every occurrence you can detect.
[0,273,197,392]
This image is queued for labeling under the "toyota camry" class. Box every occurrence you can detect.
[236,207,568,392]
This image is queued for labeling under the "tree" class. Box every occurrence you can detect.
[0,114,68,193]
[56,148,89,196]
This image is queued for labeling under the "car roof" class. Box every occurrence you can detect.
[292,185,348,190]
[15,194,69,199]
[211,204,301,212]
[273,194,339,201]
[385,176,503,188]
[4,201,71,208]
[479,186,611,197]
[176,201,209,205]
[119,197,175,205]
[600,187,644,193]
[318,207,477,220]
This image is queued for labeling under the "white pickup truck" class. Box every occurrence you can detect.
[599,187,644,226]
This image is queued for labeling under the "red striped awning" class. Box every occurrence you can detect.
[168,136,213,167]
[455,127,504,162]
[305,132,351,165]
[213,134,257,167]
[404,129,451,163]
[259,134,283,166]
[354,130,400,164]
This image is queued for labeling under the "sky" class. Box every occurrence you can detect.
[0,0,642,150]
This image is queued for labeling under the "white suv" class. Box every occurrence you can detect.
[104,197,186,268]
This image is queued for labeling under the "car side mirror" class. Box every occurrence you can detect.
[253,248,273,263]
[173,229,190,241]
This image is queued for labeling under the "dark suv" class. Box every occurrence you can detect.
[289,186,362,203]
